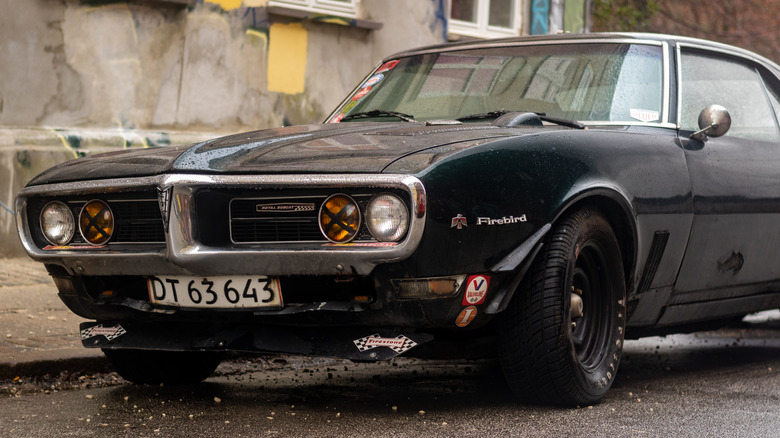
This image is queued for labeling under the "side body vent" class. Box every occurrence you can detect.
[636,231,670,294]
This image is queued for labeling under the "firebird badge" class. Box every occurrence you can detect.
[353,334,418,354]
[256,203,316,213]
[451,214,468,229]
[80,324,127,342]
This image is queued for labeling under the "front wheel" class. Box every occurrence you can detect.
[103,349,223,385]
[498,207,626,406]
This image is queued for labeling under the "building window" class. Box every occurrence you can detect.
[268,0,360,18]
[449,0,521,39]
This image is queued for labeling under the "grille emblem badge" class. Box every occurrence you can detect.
[256,203,316,213]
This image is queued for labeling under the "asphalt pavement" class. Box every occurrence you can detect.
[0,257,105,380]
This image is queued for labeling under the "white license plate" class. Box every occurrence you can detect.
[148,276,283,309]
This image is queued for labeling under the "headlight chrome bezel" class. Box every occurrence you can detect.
[365,193,410,242]
[39,201,75,246]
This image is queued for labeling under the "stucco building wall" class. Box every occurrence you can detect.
[0,0,445,256]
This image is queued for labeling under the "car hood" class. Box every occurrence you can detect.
[27,122,538,185]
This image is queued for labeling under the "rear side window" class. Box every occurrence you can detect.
[680,50,780,142]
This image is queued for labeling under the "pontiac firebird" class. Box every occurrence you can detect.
[16,33,780,405]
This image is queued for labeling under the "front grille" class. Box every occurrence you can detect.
[29,194,165,247]
[230,196,325,242]
[65,199,165,245]
[229,194,382,244]
[110,200,166,243]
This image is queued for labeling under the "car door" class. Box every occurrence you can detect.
[674,47,780,297]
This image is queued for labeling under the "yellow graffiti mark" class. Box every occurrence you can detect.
[84,3,139,47]
[267,22,308,95]
[245,28,268,44]
[113,118,150,149]
[312,16,352,26]
[205,0,243,10]
[51,130,81,160]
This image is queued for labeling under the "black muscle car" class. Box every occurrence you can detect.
[16,33,780,406]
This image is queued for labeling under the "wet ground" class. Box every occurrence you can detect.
[1,313,779,437]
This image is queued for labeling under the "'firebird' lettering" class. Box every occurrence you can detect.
[476,215,527,225]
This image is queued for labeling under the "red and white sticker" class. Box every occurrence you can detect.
[376,60,399,73]
[630,108,660,122]
[80,324,127,342]
[352,86,371,100]
[353,334,418,354]
[456,306,477,327]
[363,74,384,88]
[462,275,489,305]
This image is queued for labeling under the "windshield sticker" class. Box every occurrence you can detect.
[352,85,371,101]
[376,60,399,73]
[329,114,344,123]
[342,100,357,114]
[630,109,660,123]
[363,74,384,88]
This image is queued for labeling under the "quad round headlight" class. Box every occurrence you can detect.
[40,201,75,246]
[319,194,361,243]
[79,200,114,245]
[366,193,409,242]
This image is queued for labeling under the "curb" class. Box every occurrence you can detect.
[0,356,109,380]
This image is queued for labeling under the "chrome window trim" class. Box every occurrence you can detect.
[675,41,780,129]
[342,39,673,129]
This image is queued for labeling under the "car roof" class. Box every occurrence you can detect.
[387,32,780,73]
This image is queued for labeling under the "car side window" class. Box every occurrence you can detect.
[760,71,780,123]
[680,50,780,142]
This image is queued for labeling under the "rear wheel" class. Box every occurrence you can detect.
[498,207,626,406]
[102,349,223,385]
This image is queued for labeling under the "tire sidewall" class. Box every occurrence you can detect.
[564,210,626,400]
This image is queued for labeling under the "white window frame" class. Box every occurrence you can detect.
[268,0,360,19]
[449,0,521,39]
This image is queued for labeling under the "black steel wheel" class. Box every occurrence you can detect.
[498,207,626,406]
[102,349,223,385]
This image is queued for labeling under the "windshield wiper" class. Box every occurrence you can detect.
[456,110,515,121]
[457,110,585,129]
[341,109,416,122]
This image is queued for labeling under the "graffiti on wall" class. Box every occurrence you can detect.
[532,0,588,35]
[531,0,550,34]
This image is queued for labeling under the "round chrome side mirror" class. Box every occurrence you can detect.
[691,104,731,141]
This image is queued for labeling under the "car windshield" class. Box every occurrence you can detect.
[329,42,664,124]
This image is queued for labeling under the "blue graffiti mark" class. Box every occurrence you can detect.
[0,200,14,215]
[242,6,271,28]
[433,0,447,42]
[531,0,550,35]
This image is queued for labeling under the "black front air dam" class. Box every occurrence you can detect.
[80,321,433,361]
